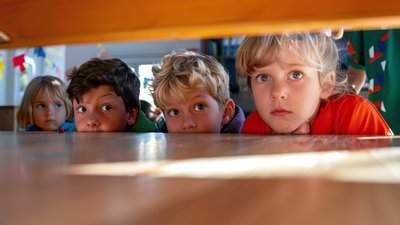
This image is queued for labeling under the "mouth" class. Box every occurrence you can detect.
[270,108,291,116]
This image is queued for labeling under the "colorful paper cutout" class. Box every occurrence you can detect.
[34,47,46,58]
[97,44,110,59]
[0,59,4,80]
[12,54,26,72]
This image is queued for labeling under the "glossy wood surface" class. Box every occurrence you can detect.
[1,0,400,48]
[0,131,399,225]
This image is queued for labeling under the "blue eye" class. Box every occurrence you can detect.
[255,74,270,83]
[77,106,86,113]
[288,71,303,80]
[101,105,112,111]
[168,109,179,117]
[194,104,206,111]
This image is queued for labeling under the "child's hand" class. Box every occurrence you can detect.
[291,121,310,134]
[271,120,310,135]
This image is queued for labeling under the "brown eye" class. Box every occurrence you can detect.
[168,109,179,117]
[194,104,206,111]
[101,105,112,111]
[77,106,86,113]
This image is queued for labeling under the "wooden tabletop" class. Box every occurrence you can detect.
[0,131,399,225]
[2,0,400,48]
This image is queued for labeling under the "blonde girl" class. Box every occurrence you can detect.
[236,32,392,135]
[17,75,75,132]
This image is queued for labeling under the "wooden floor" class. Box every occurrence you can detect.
[1,131,399,225]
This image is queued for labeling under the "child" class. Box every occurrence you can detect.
[66,58,157,132]
[140,99,163,126]
[151,51,244,133]
[17,75,75,132]
[235,32,393,135]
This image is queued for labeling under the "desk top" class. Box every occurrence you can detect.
[1,132,399,225]
[2,0,400,48]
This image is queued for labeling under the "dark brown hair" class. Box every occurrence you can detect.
[66,58,141,112]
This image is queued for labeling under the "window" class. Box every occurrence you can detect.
[138,64,155,106]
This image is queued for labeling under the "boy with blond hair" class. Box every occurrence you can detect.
[151,51,244,133]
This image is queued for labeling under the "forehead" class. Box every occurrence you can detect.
[274,43,310,64]
[33,88,61,101]
[81,85,116,98]
[253,47,308,72]
[251,40,308,69]
[176,89,212,102]
[76,85,124,104]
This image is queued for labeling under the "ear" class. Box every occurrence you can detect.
[222,99,235,125]
[320,72,336,100]
[126,108,138,126]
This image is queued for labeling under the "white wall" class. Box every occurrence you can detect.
[65,39,202,71]
[0,39,201,106]
[0,50,19,106]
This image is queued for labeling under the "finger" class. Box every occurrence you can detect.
[292,122,310,134]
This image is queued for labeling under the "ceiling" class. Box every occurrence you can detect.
[1,0,400,49]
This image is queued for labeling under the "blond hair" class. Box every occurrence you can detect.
[17,75,74,128]
[235,33,350,96]
[151,51,231,110]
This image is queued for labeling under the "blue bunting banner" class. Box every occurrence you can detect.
[33,47,46,58]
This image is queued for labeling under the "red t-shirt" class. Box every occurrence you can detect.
[241,95,393,135]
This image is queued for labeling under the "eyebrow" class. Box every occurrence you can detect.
[100,93,119,98]
[33,98,60,103]
[255,63,315,71]
[193,94,209,99]
[98,93,124,103]
[77,92,121,104]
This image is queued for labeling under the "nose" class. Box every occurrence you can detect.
[47,105,56,115]
[181,113,196,131]
[87,119,99,128]
[270,81,288,100]
[86,112,100,128]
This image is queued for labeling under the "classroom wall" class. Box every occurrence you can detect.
[0,39,201,106]
[65,39,202,71]
[0,50,19,106]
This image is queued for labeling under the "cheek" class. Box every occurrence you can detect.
[32,109,43,120]
[252,87,270,109]
[250,80,258,93]
[109,112,131,131]
[202,112,223,132]
[58,109,67,118]
[165,118,179,132]
[306,97,321,111]
[74,114,86,126]
[297,94,321,119]
[251,81,267,94]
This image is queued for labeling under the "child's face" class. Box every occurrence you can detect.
[32,90,67,131]
[73,85,135,132]
[250,50,325,134]
[162,90,224,133]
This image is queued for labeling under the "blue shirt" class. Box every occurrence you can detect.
[25,121,76,132]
